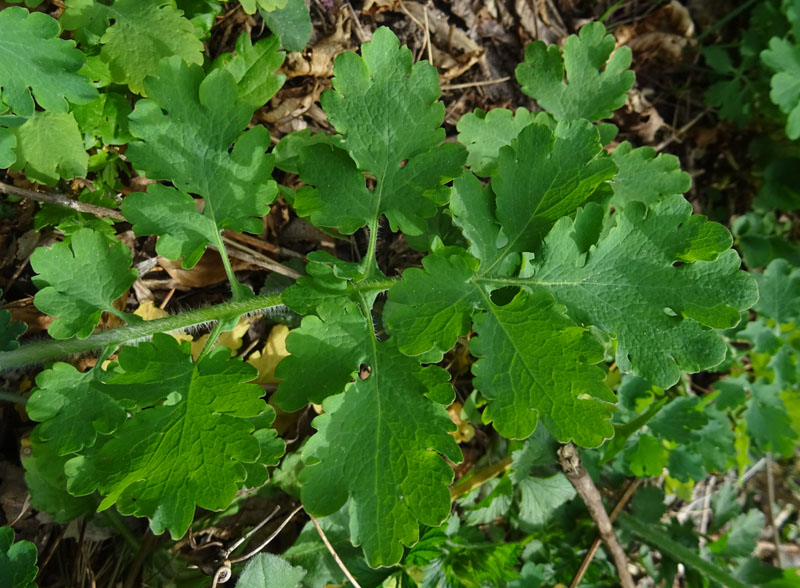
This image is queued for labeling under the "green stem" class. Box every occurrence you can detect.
[0,293,284,371]
[617,512,749,588]
[348,277,398,295]
[0,390,27,404]
[212,230,245,299]
[362,216,380,279]
[102,509,141,551]
[197,320,226,361]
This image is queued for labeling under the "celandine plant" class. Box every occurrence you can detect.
[0,2,764,584]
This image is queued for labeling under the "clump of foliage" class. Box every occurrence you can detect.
[0,2,798,586]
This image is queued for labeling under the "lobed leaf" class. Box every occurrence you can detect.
[515,21,634,122]
[527,196,758,388]
[61,0,204,95]
[10,112,88,185]
[294,27,466,235]
[276,302,461,566]
[236,554,306,588]
[220,33,286,109]
[125,57,277,264]
[610,142,691,208]
[753,258,800,323]
[0,7,97,117]
[0,527,37,588]
[63,334,283,538]
[762,36,800,139]
[30,228,137,339]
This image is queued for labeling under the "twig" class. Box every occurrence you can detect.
[766,452,785,567]
[559,444,636,588]
[423,3,433,65]
[449,455,513,501]
[440,76,511,91]
[219,237,301,279]
[310,514,362,588]
[0,181,125,220]
[570,478,641,588]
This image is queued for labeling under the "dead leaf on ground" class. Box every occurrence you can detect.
[616,1,695,65]
[247,324,290,384]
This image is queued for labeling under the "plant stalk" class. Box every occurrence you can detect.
[0,293,284,370]
[617,512,750,588]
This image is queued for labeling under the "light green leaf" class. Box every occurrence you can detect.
[64,334,278,538]
[10,112,88,185]
[528,196,758,388]
[61,0,204,95]
[610,142,691,207]
[648,397,708,444]
[30,229,137,339]
[0,526,37,588]
[295,27,466,235]
[240,0,288,14]
[236,553,306,588]
[456,107,547,176]
[754,258,800,323]
[28,362,125,455]
[221,33,285,109]
[472,289,614,444]
[121,184,218,269]
[628,434,668,477]
[762,37,800,139]
[71,91,133,145]
[127,57,277,237]
[515,21,634,121]
[0,6,97,117]
[516,473,576,527]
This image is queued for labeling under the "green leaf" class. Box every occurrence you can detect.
[515,21,634,121]
[632,485,667,524]
[492,120,617,254]
[260,0,311,52]
[236,553,306,588]
[0,6,97,117]
[709,509,765,558]
[30,228,137,339]
[295,27,466,235]
[385,252,615,445]
[456,107,547,176]
[127,57,277,237]
[23,437,97,523]
[28,362,125,455]
[745,380,797,456]
[515,473,575,527]
[61,0,204,95]
[0,526,37,588]
[0,290,25,351]
[64,334,280,538]
[221,33,285,109]
[122,184,218,269]
[71,91,133,146]
[277,302,461,566]
[527,196,757,388]
[762,37,800,139]
[283,506,393,587]
[628,434,668,477]
[754,258,800,323]
[10,112,88,185]
[610,142,692,207]
[472,289,615,444]
[240,0,288,14]
[648,397,708,444]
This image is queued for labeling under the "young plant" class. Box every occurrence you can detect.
[0,4,766,583]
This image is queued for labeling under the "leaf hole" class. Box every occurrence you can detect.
[490,286,520,306]
[398,159,408,168]
[359,364,371,380]
[672,261,685,268]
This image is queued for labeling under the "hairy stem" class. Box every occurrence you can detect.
[362,216,380,279]
[617,512,750,588]
[0,293,284,370]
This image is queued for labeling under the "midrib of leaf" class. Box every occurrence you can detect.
[361,159,390,279]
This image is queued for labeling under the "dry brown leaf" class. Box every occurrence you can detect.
[246,324,290,384]
[447,402,476,444]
